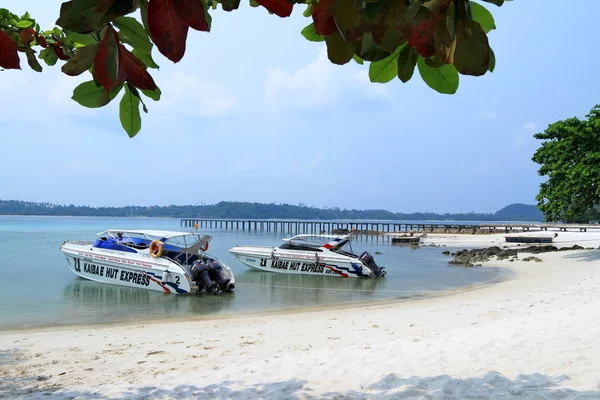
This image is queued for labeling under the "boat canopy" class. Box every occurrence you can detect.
[97,229,212,250]
[98,229,212,239]
[281,234,350,248]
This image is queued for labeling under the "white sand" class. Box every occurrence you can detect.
[2,232,600,399]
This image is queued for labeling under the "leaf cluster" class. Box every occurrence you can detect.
[0,0,510,137]
[532,105,600,222]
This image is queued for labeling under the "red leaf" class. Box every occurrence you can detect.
[117,46,158,91]
[311,0,336,36]
[20,29,36,47]
[173,0,210,32]
[52,45,70,61]
[94,26,120,90]
[255,0,293,18]
[409,14,440,58]
[39,36,48,48]
[148,0,189,63]
[0,29,21,70]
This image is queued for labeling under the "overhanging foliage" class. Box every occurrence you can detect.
[0,0,511,137]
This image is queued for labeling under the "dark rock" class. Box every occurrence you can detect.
[442,251,450,255]
[522,256,543,262]
[448,243,589,266]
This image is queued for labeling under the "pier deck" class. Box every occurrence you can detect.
[180,219,600,235]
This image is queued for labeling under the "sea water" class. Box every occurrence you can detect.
[0,216,507,329]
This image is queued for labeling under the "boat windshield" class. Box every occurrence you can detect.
[330,239,358,257]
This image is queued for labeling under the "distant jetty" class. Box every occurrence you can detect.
[180,218,600,236]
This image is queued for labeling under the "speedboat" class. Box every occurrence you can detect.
[60,229,236,295]
[229,234,386,278]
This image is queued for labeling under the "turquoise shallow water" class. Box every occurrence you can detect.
[0,216,507,329]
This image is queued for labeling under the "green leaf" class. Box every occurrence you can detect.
[397,45,418,83]
[132,48,159,69]
[332,0,363,43]
[470,1,496,34]
[417,57,459,94]
[139,0,152,38]
[369,46,401,83]
[141,87,161,101]
[301,23,324,42]
[120,85,142,138]
[53,27,62,37]
[25,48,42,72]
[38,47,58,66]
[56,0,107,33]
[113,16,152,54]
[454,19,490,76]
[488,47,496,72]
[324,31,355,65]
[352,54,364,65]
[303,4,312,17]
[61,43,99,76]
[65,31,98,46]
[446,1,457,40]
[355,32,391,62]
[16,20,33,28]
[72,80,122,108]
[480,0,505,6]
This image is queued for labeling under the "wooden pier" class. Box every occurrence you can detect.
[180,219,600,235]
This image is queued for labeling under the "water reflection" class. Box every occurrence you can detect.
[61,278,237,324]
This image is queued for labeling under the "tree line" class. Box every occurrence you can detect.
[0,200,545,221]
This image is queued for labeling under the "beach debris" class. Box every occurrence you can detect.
[449,245,585,266]
[36,375,51,381]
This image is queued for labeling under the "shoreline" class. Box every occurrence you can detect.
[2,232,599,399]
[0,265,514,334]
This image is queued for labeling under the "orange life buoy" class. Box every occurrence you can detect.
[149,240,163,258]
[201,241,209,252]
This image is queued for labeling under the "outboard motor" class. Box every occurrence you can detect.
[359,251,386,277]
[190,260,221,294]
[207,259,232,292]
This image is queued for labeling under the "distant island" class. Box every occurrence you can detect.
[0,200,545,222]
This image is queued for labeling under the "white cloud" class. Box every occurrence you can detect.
[514,122,539,150]
[263,46,391,109]
[0,67,98,124]
[155,70,240,118]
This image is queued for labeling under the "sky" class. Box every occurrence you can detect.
[1,0,599,213]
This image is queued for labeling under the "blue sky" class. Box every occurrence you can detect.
[1,0,599,213]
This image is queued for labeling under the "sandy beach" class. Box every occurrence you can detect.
[2,231,600,399]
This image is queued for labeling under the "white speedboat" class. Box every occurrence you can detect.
[229,234,386,278]
[60,229,236,295]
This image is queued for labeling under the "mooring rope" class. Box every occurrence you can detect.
[0,243,60,260]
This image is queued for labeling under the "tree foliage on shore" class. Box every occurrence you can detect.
[532,105,600,223]
[0,200,543,221]
[0,0,509,137]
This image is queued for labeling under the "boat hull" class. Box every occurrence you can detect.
[61,244,192,294]
[229,248,371,278]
